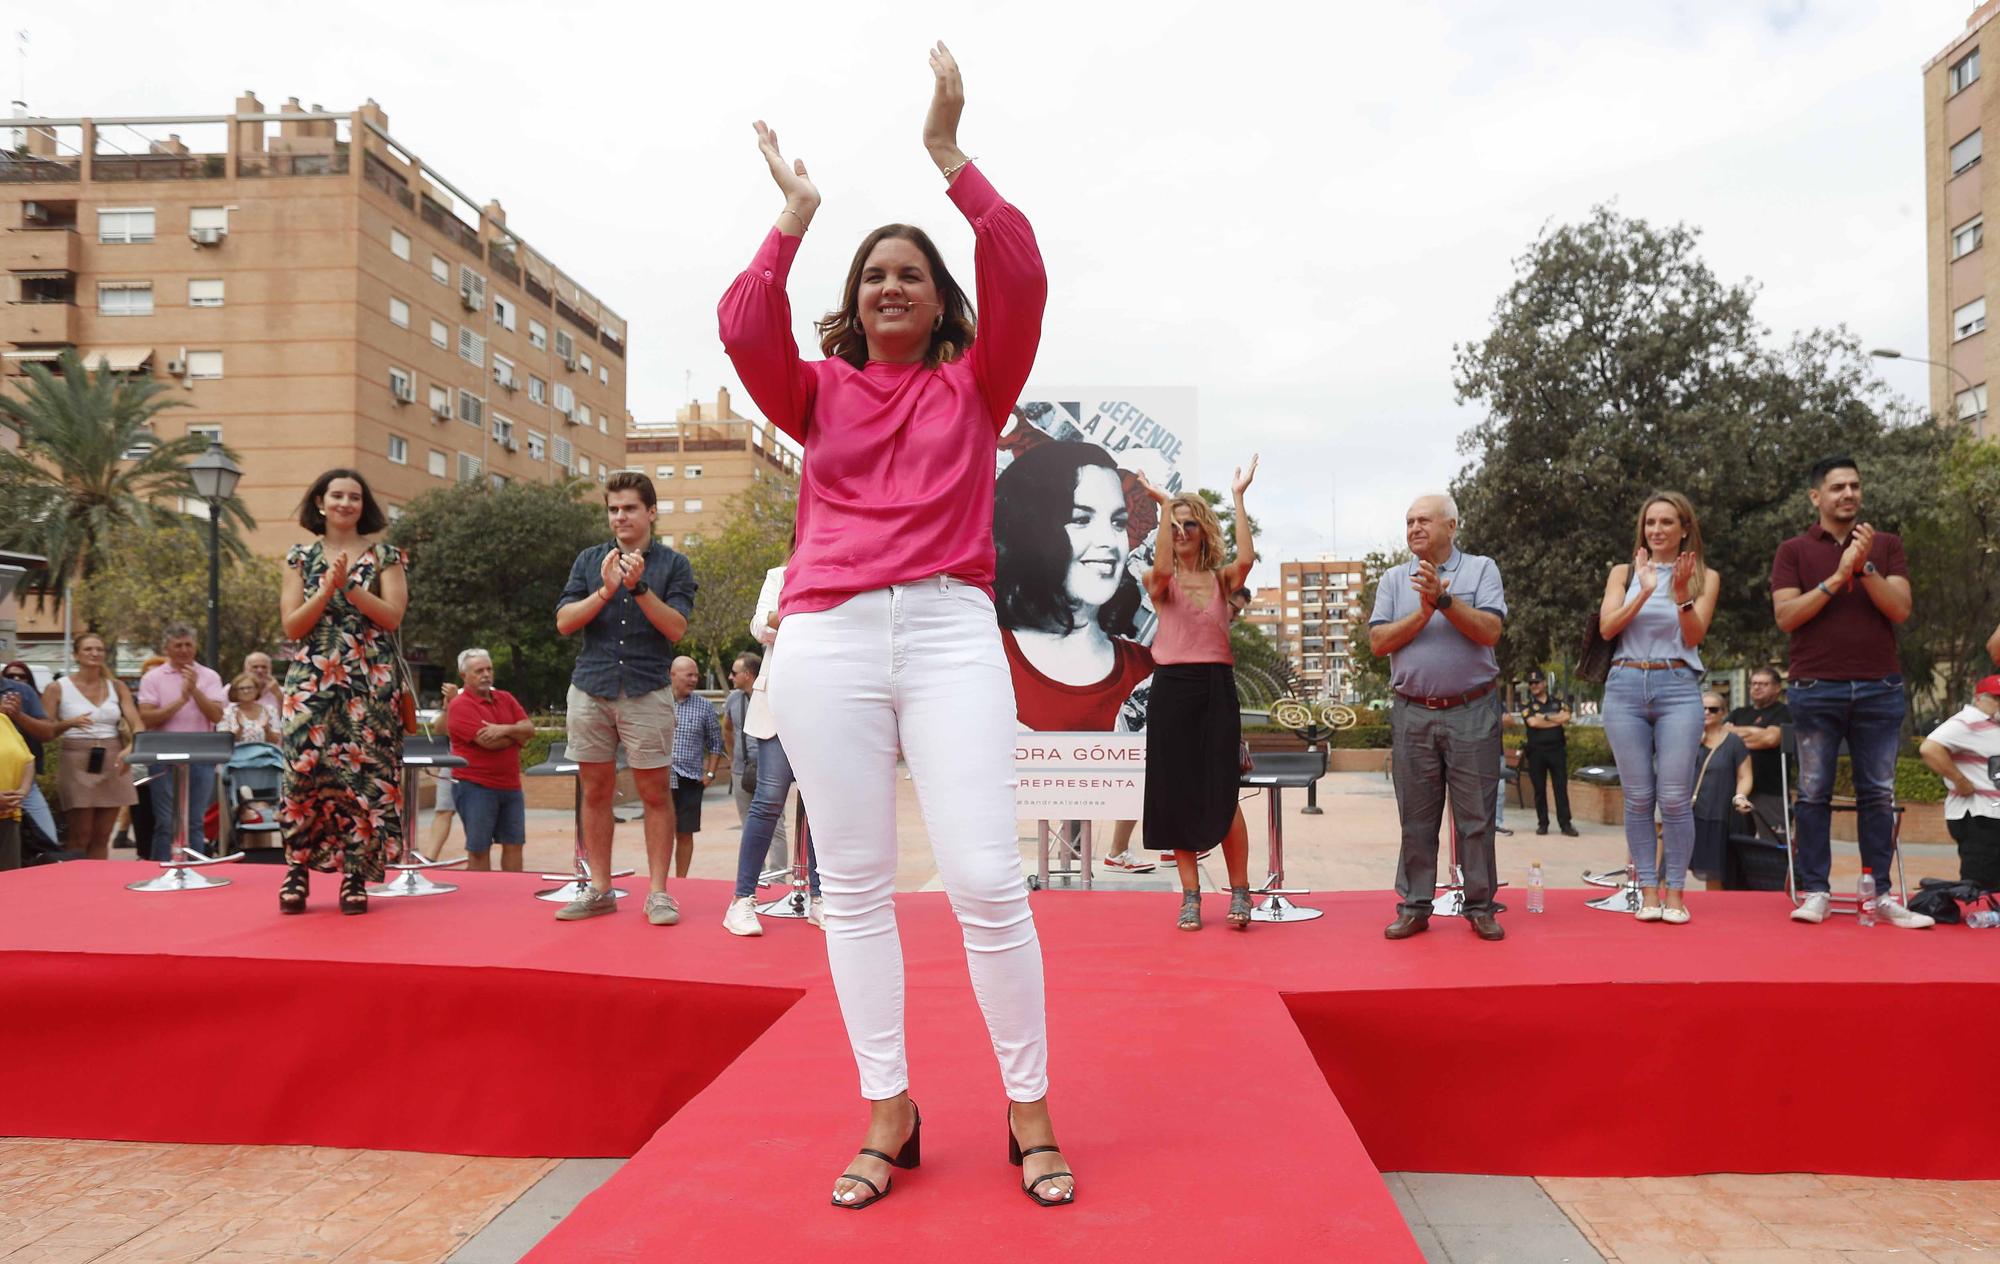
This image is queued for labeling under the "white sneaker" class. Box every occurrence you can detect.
[1791,892,1831,924]
[1101,852,1156,873]
[723,896,763,937]
[1877,896,1935,930]
[807,896,825,929]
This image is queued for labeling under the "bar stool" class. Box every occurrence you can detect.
[1239,748,1327,923]
[755,799,815,920]
[125,731,241,893]
[370,734,471,898]
[526,741,633,903]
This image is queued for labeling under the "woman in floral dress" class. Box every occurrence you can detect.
[277,469,408,915]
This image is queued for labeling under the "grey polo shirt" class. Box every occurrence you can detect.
[1368,547,1507,699]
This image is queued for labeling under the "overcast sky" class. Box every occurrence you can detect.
[40,0,1973,583]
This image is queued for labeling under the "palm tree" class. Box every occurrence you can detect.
[0,350,254,606]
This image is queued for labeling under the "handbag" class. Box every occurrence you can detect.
[1239,739,1255,775]
[1576,611,1613,684]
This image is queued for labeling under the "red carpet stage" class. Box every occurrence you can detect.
[3,863,1997,1261]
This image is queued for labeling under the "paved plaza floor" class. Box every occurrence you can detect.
[1,770,1979,1264]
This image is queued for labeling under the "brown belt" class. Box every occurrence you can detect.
[1395,681,1497,710]
[1613,658,1683,670]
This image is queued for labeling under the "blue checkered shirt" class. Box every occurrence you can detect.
[670,690,724,787]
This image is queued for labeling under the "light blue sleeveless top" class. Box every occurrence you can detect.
[1613,562,1703,671]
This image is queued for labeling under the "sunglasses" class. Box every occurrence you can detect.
[1170,522,1200,536]
[1703,705,1723,713]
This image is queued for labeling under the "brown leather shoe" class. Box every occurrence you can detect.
[1469,912,1506,941]
[1383,913,1429,940]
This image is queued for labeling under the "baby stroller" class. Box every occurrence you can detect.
[217,742,286,863]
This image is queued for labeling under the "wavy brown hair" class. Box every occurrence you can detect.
[1168,493,1227,573]
[816,224,976,370]
[1630,490,1706,600]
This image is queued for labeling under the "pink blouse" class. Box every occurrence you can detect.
[718,164,1047,617]
[1151,571,1235,666]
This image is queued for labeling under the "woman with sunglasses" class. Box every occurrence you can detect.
[1134,458,1259,931]
[44,632,143,860]
[1691,691,1754,890]
[1597,492,1720,923]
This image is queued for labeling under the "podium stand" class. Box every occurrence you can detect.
[1239,750,1328,923]
[126,731,241,893]
[526,741,633,902]
[371,735,471,898]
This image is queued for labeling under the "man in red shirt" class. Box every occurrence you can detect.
[446,648,535,872]
[1769,455,1930,928]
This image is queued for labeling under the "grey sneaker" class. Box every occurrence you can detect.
[644,891,681,926]
[555,885,618,921]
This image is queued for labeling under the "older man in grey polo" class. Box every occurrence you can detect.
[1368,492,1509,942]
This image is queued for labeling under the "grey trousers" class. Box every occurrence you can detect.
[1391,695,1503,916]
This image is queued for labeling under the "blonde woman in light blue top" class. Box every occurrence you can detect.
[1596,492,1720,923]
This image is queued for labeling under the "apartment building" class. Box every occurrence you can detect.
[1277,557,1366,700]
[1243,585,1286,653]
[1,93,630,652]
[1927,4,2000,435]
[625,388,800,549]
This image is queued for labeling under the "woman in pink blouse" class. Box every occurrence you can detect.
[719,44,1071,1211]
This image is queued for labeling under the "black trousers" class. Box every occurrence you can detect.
[1524,745,1571,829]
[1948,815,2000,891]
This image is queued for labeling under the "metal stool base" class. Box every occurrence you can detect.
[1582,867,1627,889]
[1250,893,1324,923]
[1586,883,1645,912]
[756,886,814,919]
[127,867,233,893]
[535,879,631,904]
[371,871,458,897]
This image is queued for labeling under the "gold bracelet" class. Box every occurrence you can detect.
[940,155,976,181]
[777,207,807,232]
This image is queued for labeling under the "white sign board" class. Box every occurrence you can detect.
[1013,732,1146,819]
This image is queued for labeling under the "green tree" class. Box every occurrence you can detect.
[1900,433,2000,728]
[681,476,798,682]
[1346,548,1410,706]
[388,478,604,710]
[75,525,285,673]
[0,351,253,604]
[1450,206,1946,676]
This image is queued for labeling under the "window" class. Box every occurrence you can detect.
[98,208,155,244]
[388,365,413,401]
[599,364,609,384]
[1952,130,1984,177]
[185,351,223,380]
[528,375,546,404]
[459,265,486,310]
[188,424,223,443]
[387,504,404,522]
[189,207,229,234]
[1953,48,1982,95]
[1958,383,1990,422]
[1955,215,1984,260]
[492,353,516,390]
[428,383,451,416]
[428,449,448,478]
[492,414,515,445]
[684,498,704,513]
[682,532,699,548]
[388,434,409,464]
[577,403,591,428]
[1956,296,1987,340]
[684,465,703,478]
[389,296,411,328]
[598,413,607,434]
[529,319,547,350]
[659,499,676,514]
[655,464,674,479]
[554,328,575,361]
[659,534,675,548]
[431,255,449,285]
[492,295,516,332]
[527,430,546,461]
[578,351,593,374]
[489,472,508,491]
[457,452,483,483]
[98,281,153,316]
[390,228,411,261]
[554,383,576,415]
[459,327,486,368]
[552,435,574,469]
[188,278,224,308]
[458,388,485,427]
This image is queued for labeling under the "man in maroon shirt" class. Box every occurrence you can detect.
[1769,456,1930,928]
[446,648,535,872]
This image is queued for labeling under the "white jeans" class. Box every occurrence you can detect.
[770,577,1049,1103]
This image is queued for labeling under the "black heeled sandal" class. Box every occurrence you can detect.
[279,865,308,915]
[833,1101,920,1210]
[1007,1107,1075,1207]
[339,871,369,916]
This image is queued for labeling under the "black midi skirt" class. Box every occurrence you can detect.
[1145,663,1241,852]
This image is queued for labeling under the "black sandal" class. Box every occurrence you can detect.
[339,871,369,916]
[1007,1107,1075,1207]
[279,865,308,915]
[833,1102,921,1210]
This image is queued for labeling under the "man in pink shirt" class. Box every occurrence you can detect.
[136,623,227,859]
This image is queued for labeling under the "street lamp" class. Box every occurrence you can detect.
[1869,348,1980,421]
[186,442,242,669]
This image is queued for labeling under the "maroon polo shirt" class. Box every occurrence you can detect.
[1769,523,1907,681]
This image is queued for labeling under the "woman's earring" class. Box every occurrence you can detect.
[933,312,944,331]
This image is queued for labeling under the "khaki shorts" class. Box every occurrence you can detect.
[565,684,677,770]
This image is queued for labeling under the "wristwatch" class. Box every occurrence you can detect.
[631,580,651,599]
[1434,592,1454,611]
[1678,599,1696,613]
[1862,561,1879,577]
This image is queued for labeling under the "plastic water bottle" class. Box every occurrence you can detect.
[1857,873,1877,928]
[1967,908,2000,929]
[1526,861,1545,914]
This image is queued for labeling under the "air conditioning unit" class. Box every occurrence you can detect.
[562,357,576,372]
[22,202,46,225]
[190,227,224,246]
[562,407,577,423]
[504,437,519,453]
[493,368,516,391]
[460,288,483,312]
[393,381,414,404]
[431,403,452,421]
[165,358,188,377]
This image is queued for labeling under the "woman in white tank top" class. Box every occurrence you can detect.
[44,631,142,859]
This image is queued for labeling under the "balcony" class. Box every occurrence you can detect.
[6,227,80,273]
[0,155,81,184]
[419,195,483,259]
[362,151,415,210]
[0,298,77,345]
[92,153,227,182]
[238,149,350,179]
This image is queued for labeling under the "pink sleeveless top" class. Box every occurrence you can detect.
[1151,571,1234,666]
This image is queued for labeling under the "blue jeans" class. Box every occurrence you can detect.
[455,781,525,852]
[21,783,57,850]
[149,765,216,861]
[1602,664,1703,889]
[733,733,817,899]
[1790,676,1904,895]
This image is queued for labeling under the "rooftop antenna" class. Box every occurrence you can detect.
[14,29,25,111]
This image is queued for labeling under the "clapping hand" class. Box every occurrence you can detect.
[1671,553,1698,604]
[325,550,351,592]
[1840,523,1876,578]
[1231,455,1259,498]
[620,552,645,590]
[753,121,820,220]
[1633,548,1658,595]
[598,548,623,598]
[1411,560,1448,610]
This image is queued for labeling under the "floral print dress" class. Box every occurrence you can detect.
[281,540,406,879]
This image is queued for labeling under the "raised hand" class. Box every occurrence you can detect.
[1633,548,1658,595]
[753,121,820,221]
[1671,552,1698,603]
[924,41,967,168]
[1231,455,1259,498]
[1133,470,1171,507]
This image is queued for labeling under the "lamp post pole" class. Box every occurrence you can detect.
[186,443,243,670]
[1870,347,1978,422]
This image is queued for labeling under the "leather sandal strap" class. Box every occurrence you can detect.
[1028,1171,1074,1191]
[1017,1145,1061,1158]
[855,1148,896,1164]
[837,1172,883,1198]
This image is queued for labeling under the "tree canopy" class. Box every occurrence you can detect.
[75,524,284,674]
[680,475,798,682]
